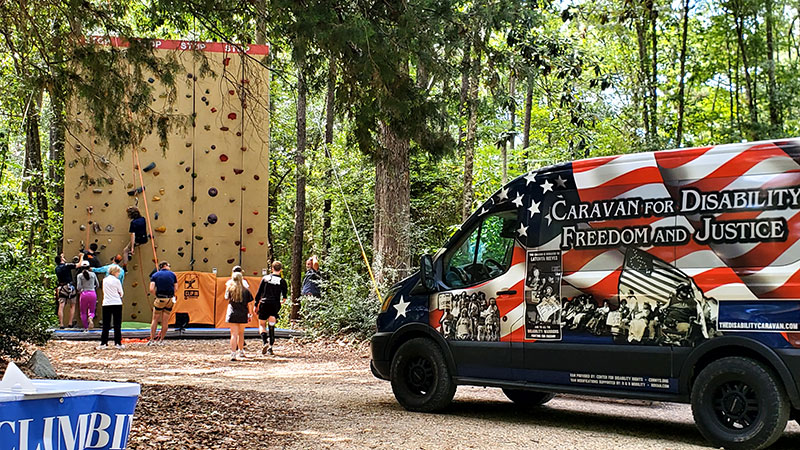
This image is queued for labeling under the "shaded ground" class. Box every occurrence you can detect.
[37,339,800,449]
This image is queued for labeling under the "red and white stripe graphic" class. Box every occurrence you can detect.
[567,151,756,302]
[655,140,800,299]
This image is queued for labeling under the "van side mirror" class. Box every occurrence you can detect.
[420,254,436,291]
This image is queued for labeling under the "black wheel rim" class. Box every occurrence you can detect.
[405,356,435,395]
[712,380,759,430]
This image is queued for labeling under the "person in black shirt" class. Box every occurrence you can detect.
[254,260,288,355]
[123,206,148,265]
[55,253,83,328]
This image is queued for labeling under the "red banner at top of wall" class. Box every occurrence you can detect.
[87,36,269,55]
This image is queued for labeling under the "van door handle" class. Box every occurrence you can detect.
[496,290,517,296]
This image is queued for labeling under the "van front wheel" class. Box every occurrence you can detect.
[691,356,789,450]
[502,388,555,407]
[390,338,456,412]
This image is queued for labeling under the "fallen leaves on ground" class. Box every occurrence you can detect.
[128,384,303,449]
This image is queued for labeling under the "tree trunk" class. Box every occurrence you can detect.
[24,88,47,256]
[733,1,757,136]
[0,131,8,185]
[676,0,690,147]
[457,41,471,146]
[49,85,66,218]
[766,0,780,132]
[648,0,658,143]
[290,59,307,318]
[462,31,481,221]
[523,72,533,159]
[374,121,410,286]
[322,56,336,259]
[635,19,651,139]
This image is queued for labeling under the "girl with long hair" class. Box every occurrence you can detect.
[76,263,99,330]
[225,271,253,360]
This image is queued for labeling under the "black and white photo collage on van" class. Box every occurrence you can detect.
[525,250,563,340]
[561,247,721,347]
[436,290,501,342]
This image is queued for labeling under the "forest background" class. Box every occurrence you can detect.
[1,0,799,357]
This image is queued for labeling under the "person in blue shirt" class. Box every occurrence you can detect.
[149,261,177,345]
[92,254,126,285]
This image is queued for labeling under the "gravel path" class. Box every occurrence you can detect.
[43,339,800,449]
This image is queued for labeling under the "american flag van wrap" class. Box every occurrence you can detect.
[429,139,800,346]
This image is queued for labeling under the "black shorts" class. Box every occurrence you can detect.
[257,301,280,320]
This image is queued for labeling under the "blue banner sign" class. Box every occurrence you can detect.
[718,300,800,332]
[0,381,139,450]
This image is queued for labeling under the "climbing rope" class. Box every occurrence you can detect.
[324,142,383,304]
[131,147,159,270]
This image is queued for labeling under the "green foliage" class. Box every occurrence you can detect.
[0,266,56,361]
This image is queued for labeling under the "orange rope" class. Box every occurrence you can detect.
[132,148,159,269]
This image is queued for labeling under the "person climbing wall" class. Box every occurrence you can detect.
[123,206,148,265]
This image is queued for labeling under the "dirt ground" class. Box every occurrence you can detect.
[40,338,800,449]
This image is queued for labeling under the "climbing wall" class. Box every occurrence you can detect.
[63,39,270,323]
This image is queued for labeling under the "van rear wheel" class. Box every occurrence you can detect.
[502,388,555,407]
[390,337,456,412]
[691,356,789,450]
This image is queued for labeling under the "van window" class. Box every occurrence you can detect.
[442,211,517,288]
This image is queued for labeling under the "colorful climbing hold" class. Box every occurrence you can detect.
[152,170,160,176]
[210,107,217,113]
[159,188,165,195]
[203,258,209,263]
[229,199,235,203]
[220,126,229,131]
[93,188,103,193]
[252,210,258,215]
[259,241,264,246]
[234,240,241,246]
[204,125,211,131]
[228,90,235,95]
[227,112,237,120]
[179,185,184,189]
[142,162,156,172]
[246,228,253,234]
[147,77,155,83]
[177,228,184,233]
[254,174,260,181]
[152,196,161,202]
[208,188,218,197]
[127,186,144,196]
[241,146,247,152]
[219,154,228,162]
[228,222,235,227]
[207,214,218,224]
[223,57,230,66]
[233,168,244,175]
[211,145,216,150]
[155,226,166,233]
[185,167,191,172]
[195,236,203,240]
[241,247,246,252]
[221,176,226,181]
[191,172,197,178]
[154,212,159,220]
[105,225,114,232]
[227,258,235,264]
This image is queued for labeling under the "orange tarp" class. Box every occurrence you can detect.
[170,271,218,325]
[213,276,262,328]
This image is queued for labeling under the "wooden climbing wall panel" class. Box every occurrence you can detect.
[63,39,270,323]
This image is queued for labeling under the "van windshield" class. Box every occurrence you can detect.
[442,211,516,288]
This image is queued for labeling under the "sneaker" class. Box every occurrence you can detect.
[115,344,126,349]
[267,346,274,355]
[230,351,237,361]
[96,344,109,350]
[262,343,269,355]
[237,350,246,358]
[146,340,154,346]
